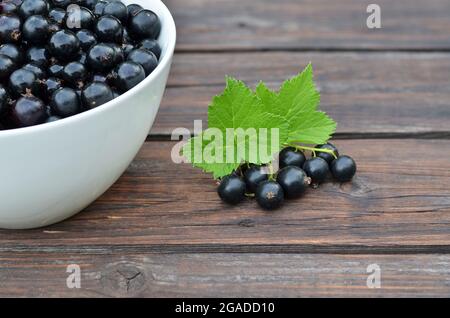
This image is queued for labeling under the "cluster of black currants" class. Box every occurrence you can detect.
[0,0,161,129]
[218,143,357,210]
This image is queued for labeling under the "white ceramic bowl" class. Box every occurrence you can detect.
[0,0,176,229]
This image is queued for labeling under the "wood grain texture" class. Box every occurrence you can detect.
[165,0,450,51]
[1,253,450,297]
[0,140,448,252]
[1,0,449,299]
[152,52,450,136]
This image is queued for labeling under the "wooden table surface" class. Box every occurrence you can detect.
[1,0,450,297]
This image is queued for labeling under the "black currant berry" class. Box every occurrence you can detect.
[0,43,22,64]
[18,0,49,19]
[217,174,246,205]
[66,6,95,30]
[62,62,88,87]
[81,0,98,10]
[244,165,268,193]
[0,15,22,43]
[48,63,64,77]
[255,181,284,210]
[94,15,123,43]
[82,81,114,109]
[76,29,97,51]
[43,77,62,97]
[9,68,38,97]
[138,38,161,59]
[22,15,50,44]
[0,2,18,15]
[127,48,158,76]
[46,115,61,123]
[129,9,161,40]
[76,51,87,64]
[75,88,83,104]
[103,1,128,24]
[276,166,309,199]
[112,89,120,98]
[49,30,80,61]
[93,1,107,16]
[23,63,46,79]
[87,43,117,72]
[303,157,330,184]
[127,4,143,19]
[0,54,16,80]
[122,43,134,57]
[7,0,22,6]
[92,73,108,83]
[50,0,71,9]
[122,28,133,44]
[113,61,145,93]
[25,46,50,67]
[50,87,81,117]
[0,84,10,114]
[107,42,125,64]
[279,147,306,169]
[316,143,339,164]
[62,61,88,88]
[331,155,357,182]
[11,96,47,127]
[48,22,61,34]
[48,8,66,25]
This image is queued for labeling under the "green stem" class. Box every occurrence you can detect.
[286,143,338,159]
[267,164,276,181]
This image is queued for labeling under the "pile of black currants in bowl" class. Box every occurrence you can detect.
[218,143,357,210]
[0,0,161,130]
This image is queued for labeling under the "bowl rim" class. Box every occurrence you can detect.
[0,0,177,138]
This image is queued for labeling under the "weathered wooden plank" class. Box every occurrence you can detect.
[152,52,450,136]
[0,140,448,251]
[165,0,450,51]
[1,253,450,297]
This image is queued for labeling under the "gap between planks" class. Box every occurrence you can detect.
[2,244,450,255]
[174,48,450,54]
[145,133,450,142]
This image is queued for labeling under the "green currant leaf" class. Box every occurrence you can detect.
[257,63,336,145]
[182,77,288,178]
[182,64,337,179]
